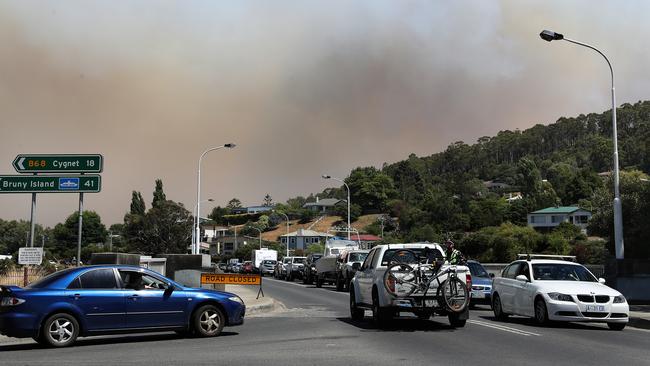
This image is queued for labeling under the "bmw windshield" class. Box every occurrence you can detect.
[532,263,597,282]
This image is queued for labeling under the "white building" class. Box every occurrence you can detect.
[527,206,592,232]
[279,229,333,250]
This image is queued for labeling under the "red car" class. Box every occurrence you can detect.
[241,261,254,274]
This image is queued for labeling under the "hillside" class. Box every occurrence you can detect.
[260,214,380,242]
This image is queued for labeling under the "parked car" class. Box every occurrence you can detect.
[275,257,292,279]
[349,243,471,328]
[217,263,228,272]
[302,253,323,285]
[491,257,629,330]
[0,265,245,347]
[336,250,369,291]
[260,260,277,277]
[467,260,493,306]
[285,257,307,281]
[241,261,254,274]
[231,263,243,273]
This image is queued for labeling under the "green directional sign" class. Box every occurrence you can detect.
[12,154,103,173]
[0,175,101,193]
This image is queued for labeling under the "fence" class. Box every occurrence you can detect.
[0,266,56,287]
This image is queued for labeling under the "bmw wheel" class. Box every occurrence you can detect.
[193,305,225,337]
[42,313,79,347]
[534,298,549,325]
[492,293,509,321]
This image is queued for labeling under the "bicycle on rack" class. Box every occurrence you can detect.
[383,248,470,313]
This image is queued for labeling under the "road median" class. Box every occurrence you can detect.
[225,284,283,316]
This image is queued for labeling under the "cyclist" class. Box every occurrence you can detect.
[445,240,465,265]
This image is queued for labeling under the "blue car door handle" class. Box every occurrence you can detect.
[128,294,139,300]
[69,293,82,299]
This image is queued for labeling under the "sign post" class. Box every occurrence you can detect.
[4,153,103,270]
[13,154,103,173]
[0,175,102,193]
[18,247,43,265]
[200,273,264,299]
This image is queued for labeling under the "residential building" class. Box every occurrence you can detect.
[279,229,333,250]
[350,234,382,249]
[303,197,347,213]
[527,206,592,232]
[231,206,273,214]
[209,235,258,256]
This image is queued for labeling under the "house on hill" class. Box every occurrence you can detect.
[279,229,333,250]
[303,197,347,214]
[231,205,273,214]
[527,206,592,232]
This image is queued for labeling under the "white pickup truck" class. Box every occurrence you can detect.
[349,243,471,328]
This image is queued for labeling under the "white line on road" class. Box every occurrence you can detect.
[468,320,541,337]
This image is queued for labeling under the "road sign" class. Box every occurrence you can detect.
[18,247,43,265]
[13,154,103,173]
[0,175,101,193]
[201,273,261,285]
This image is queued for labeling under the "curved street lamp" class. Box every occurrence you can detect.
[322,175,351,240]
[539,30,624,259]
[194,143,236,255]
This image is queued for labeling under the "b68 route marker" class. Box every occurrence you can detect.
[0,175,101,193]
[13,154,103,173]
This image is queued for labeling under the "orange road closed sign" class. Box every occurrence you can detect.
[201,273,261,285]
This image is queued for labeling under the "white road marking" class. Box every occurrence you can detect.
[265,278,349,295]
[468,320,541,337]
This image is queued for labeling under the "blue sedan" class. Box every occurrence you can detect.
[0,265,245,347]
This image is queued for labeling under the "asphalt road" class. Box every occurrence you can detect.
[2,278,649,366]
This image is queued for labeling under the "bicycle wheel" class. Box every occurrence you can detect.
[384,263,417,296]
[388,249,419,265]
[440,276,469,313]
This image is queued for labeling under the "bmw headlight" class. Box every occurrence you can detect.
[613,295,626,304]
[548,292,573,302]
[228,296,244,305]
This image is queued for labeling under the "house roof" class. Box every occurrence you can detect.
[279,229,333,237]
[351,234,382,241]
[303,198,346,207]
[530,206,590,214]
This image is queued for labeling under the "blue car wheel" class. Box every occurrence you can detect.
[193,305,225,337]
[42,313,80,347]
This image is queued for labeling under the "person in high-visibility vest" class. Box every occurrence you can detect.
[445,240,465,265]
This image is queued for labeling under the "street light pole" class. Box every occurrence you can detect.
[540,29,624,259]
[274,211,290,257]
[250,227,262,249]
[322,175,351,240]
[193,198,214,253]
[194,143,235,255]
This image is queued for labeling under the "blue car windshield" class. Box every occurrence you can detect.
[26,268,77,289]
[467,262,489,277]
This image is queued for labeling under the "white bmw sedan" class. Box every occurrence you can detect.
[491,259,629,330]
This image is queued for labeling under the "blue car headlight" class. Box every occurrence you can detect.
[548,292,573,302]
[228,296,244,305]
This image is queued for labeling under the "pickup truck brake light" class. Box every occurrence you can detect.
[385,276,396,294]
[465,273,472,291]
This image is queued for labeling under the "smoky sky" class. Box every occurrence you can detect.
[1,1,649,227]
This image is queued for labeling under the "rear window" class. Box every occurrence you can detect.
[468,262,489,277]
[293,258,306,264]
[262,260,277,265]
[26,268,78,289]
[348,252,368,263]
[381,248,444,266]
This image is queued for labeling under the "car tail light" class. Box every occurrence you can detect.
[1,297,26,306]
[386,276,396,294]
[465,273,472,291]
